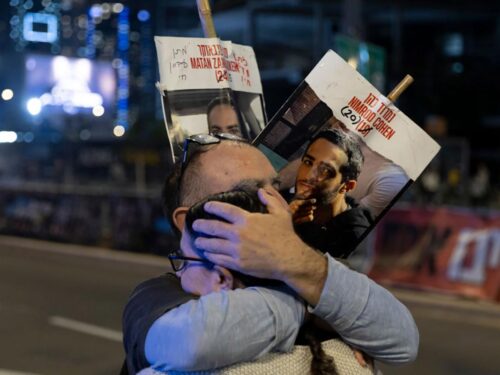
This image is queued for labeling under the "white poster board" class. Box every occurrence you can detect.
[254,50,440,224]
[155,36,267,162]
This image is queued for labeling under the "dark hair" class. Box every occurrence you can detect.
[184,187,272,287]
[162,157,208,239]
[161,161,183,237]
[206,95,237,118]
[300,320,339,375]
[185,188,266,231]
[184,186,337,375]
[308,129,364,182]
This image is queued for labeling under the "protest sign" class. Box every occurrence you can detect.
[155,36,267,163]
[369,206,500,302]
[253,50,440,253]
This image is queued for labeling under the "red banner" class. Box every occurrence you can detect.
[369,206,500,302]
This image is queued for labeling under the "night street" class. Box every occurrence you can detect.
[1,236,498,375]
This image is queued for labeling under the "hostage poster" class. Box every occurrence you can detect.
[253,50,441,252]
[155,36,267,163]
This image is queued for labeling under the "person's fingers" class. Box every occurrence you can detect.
[194,236,234,255]
[258,188,289,215]
[353,349,368,368]
[291,200,316,223]
[289,202,302,215]
[290,198,316,208]
[192,219,236,239]
[293,213,315,224]
[293,204,316,216]
[289,199,316,215]
[259,187,289,211]
[203,201,247,224]
[202,252,237,270]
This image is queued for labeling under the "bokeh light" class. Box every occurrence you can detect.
[92,105,105,117]
[26,97,42,115]
[0,131,18,143]
[79,129,91,140]
[113,125,125,137]
[112,3,124,14]
[1,89,14,101]
[137,10,150,22]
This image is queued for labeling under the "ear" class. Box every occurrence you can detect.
[211,266,235,292]
[172,206,188,232]
[342,179,357,193]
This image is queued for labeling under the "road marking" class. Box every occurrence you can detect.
[49,316,122,342]
[0,370,40,375]
[0,235,170,268]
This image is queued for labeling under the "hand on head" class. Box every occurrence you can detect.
[192,187,303,281]
[168,141,328,305]
[178,187,285,296]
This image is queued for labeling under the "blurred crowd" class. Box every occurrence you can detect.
[408,115,498,209]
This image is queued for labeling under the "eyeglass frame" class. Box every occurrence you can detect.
[180,132,246,175]
[175,133,247,208]
[168,253,214,272]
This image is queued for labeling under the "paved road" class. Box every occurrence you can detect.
[379,290,500,375]
[0,236,499,375]
[0,236,169,375]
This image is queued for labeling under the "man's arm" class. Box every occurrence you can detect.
[311,255,419,364]
[122,274,196,373]
[192,189,328,305]
[145,286,305,372]
[194,188,419,364]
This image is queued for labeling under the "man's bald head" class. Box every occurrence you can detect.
[162,141,278,235]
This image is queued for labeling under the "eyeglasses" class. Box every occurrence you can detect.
[180,133,245,174]
[168,253,214,272]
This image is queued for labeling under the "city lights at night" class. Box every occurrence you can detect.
[0,2,498,374]
[1,89,14,101]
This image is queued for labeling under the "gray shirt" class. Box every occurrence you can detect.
[144,255,419,372]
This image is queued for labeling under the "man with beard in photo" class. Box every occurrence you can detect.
[291,129,373,258]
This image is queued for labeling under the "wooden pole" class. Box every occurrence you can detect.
[387,74,414,102]
[197,0,217,38]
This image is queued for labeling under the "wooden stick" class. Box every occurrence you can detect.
[197,0,217,38]
[387,74,414,102]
